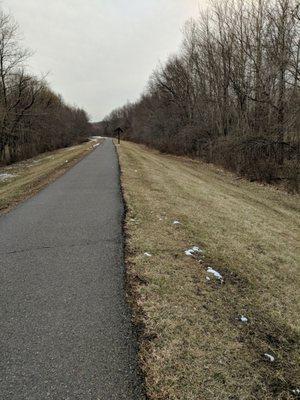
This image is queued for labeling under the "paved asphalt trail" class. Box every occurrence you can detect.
[0,139,145,399]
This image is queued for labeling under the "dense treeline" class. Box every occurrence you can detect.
[104,0,300,192]
[0,10,89,165]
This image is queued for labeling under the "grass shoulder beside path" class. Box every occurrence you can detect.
[0,139,102,214]
[117,140,300,400]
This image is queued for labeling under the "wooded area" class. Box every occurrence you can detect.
[104,0,300,192]
[0,9,89,165]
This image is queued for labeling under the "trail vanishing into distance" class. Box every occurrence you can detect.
[0,139,144,400]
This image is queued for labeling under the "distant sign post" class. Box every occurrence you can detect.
[114,127,123,144]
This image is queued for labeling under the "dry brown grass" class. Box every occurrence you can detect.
[117,140,300,400]
[0,140,102,214]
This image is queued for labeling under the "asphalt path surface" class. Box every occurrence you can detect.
[0,139,145,399]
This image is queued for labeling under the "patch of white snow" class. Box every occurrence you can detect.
[89,136,103,141]
[185,246,203,256]
[207,267,223,282]
[0,173,15,181]
[264,353,275,362]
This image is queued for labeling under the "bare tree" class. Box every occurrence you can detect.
[0,9,89,164]
[104,0,300,191]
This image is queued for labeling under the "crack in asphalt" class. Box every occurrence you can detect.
[0,237,121,256]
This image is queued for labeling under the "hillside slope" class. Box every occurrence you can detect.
[117,140,300,400]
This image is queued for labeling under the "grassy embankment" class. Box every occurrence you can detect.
[117,140,300,400]
[0,139,102,214]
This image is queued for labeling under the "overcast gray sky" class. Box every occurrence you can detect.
[3,0,203,121]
